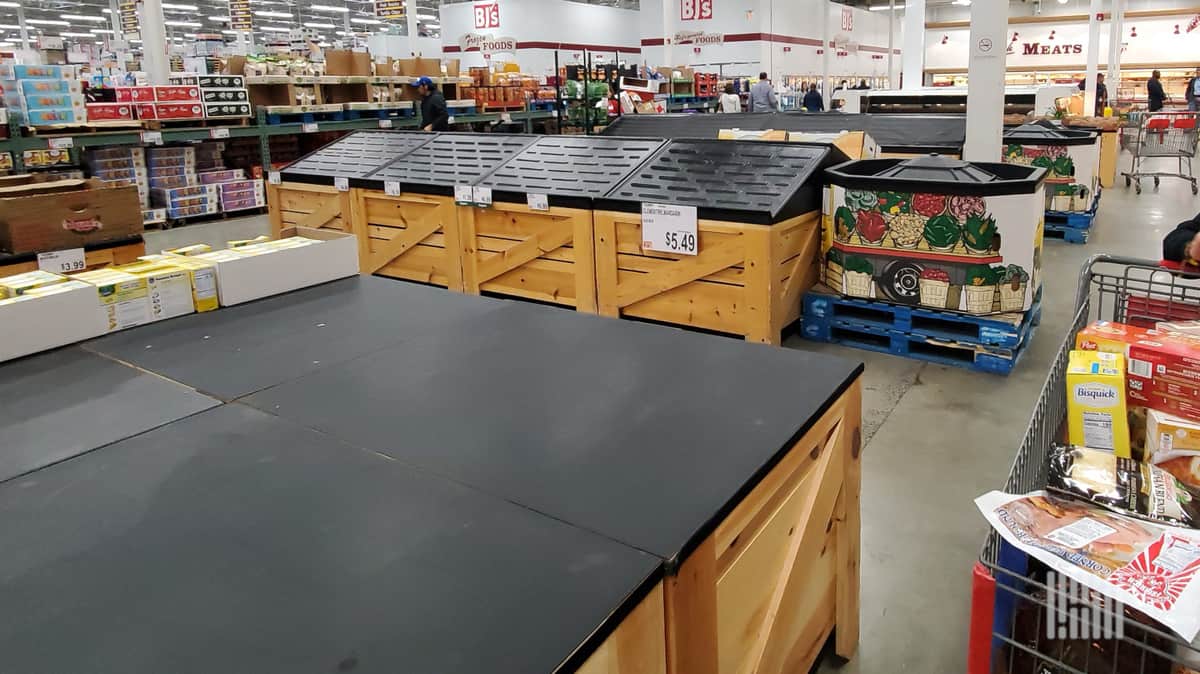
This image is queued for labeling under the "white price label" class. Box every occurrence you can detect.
[209,127,230,139]
[500,112,512,124]
[472,186,493,207]
[641,202,698,255]
[526,192,549,211]
[301,122,319,133]
[268,171,282,185]
[447,115,456,125]
[334,177,349,192]
[384,181,401,196]
[47,137,73,149]
[454,185,474,205]
[140,131,163,145]
[378,118,393,129]
[37,247,86,273]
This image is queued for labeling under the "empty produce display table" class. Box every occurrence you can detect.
[0,275,864,674]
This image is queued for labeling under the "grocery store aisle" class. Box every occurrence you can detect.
[802,172,1200,673]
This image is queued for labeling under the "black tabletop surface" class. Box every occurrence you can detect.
[244,300,862,560]
[0,347,218,484]
[83,275,505,400]
[0,403,659,674]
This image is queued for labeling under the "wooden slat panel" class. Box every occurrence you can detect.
[358,191,461,289]
[835,381,863,660]
[616,276,746,336]
[617,253,745,287]
[574,582,667,674]
[374,244,452,287]
[480,258,581,306]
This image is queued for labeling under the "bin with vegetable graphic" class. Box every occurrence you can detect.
[1002,122,1099,213]
[822,154,1047,315]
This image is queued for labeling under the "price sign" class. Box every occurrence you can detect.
[526,192,549,211]
[209,127,230,139]
[378,118,393,129]
[641,202,698,255]
[334,177,349,192]
[472,186,493,207]
[228,0,252,31]
[37,248,86,274]
[454,185,474,205]
[47,137,73,149]
[268,170,282,185]
[301,122,319,133]
[140,131,163,145]
[500,112,512,123]
[384,181,401,196]
[447,115,456,125]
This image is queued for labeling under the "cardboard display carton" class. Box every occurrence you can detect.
[0,177,142,254]
[0,279,107,362]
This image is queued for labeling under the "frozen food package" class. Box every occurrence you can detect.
[977,490,1200,642]
[1048,445,1200,528]
[1147,409,1200,490]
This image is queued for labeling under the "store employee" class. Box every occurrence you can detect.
[416,76,449,132]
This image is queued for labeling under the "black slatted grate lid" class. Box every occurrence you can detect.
[281,131,433,181]
[602,113,775,138]
[367,133,536,191]
[478,136,665,202]
[601,140,830,224]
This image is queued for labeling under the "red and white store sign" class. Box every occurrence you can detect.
[474,2,500,28]
[842,7,854,31]
[681,0,712,21]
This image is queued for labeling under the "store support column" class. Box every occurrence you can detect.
[1105,0,1124,93]
[139,0,169,84]
[900,0,924,89]
[1083,0,1102,115]
[962,0,1006,161]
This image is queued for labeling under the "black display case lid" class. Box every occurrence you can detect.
[1003,120,1098,146]
[601,112,776,138]
[279,130,434,186]
[824,154,1047,195]
[476,136,666,208]
[363,133,537,195]
[597,139,838,224]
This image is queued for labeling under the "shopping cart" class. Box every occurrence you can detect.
[1121,111,1199,195]
[968,254,1200,674]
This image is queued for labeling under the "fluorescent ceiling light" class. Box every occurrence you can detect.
[208,15,228,21]
[305,21,335,28]
[0,41,13,46]
[164,20,201,26]
[259,25,289,31]
[311,4,350,12]
[0,2,20,7]
[255,10,291,17]
[317,41,330,46]
[349,17,380,24]
[0,23,20,28]
[868,3,904,8]
[90,28,114,33]
[101,7,111,12]
[27,19,69,25]
[61,31,94,36]
[162,3,198,10]
[62,14,108,21]
[220,29,238,33]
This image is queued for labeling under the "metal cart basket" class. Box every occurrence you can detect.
[968,254,1200,674]
[1121,111,1199,195]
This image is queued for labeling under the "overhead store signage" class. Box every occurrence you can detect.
[120,0,139,38]
[458,32,517,52]
[672,30,723,45]
[229,0,252,31]
[374,0,405,21]
[680,0,712,21]
[473,2,499,28]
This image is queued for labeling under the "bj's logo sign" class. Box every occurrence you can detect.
[1018,42,1083,56]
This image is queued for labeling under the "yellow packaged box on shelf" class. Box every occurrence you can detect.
[1067,350,1132,457]
[166,243,212,256]
[228,235,270,248]
[71,269,151,332]
[159,256,219,312]
[116,261,196,321]
[0,269,65,297]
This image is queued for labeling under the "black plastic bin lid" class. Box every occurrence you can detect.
[279,130,435,186]
[777,113,967,154]
[476,136,666,208]
[1003,121,1098,146]
[364,133,537,195]
[824,153,1046,196]
[601,113,776,138]
[597,139,837,224]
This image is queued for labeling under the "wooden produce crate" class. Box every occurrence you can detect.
[593,139,841,345]
[268,181,354,238]
[459,136,665,312]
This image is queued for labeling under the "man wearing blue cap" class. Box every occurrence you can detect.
[416,76,448,131]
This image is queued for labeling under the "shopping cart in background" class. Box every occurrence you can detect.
[1121,111,1199,195]
[967,255,1200,674]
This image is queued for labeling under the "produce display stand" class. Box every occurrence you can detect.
[1001,121,1099,215]
[594,139,842,345]
[0,275,865,674]
[459,136,665,311]
[968,255,1200,674]
[0,236,145,276]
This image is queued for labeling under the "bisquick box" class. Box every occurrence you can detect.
[0,64,74,79]
[197,75,244,89]
[198,169,244,184]
[201,88,248,103]
[204,102,251,118]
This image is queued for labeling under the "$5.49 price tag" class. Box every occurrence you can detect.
[37,247,86,273]
[640,202,698,255]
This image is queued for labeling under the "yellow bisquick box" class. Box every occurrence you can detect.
[116,262,196,321]
[72,269,151,332]
[0,269,66,298]
[160,257,219,312]
[1067,350,1131,457]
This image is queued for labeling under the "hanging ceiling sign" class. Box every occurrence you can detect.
[120,0,140,38]
[374,0,405,21]
[458,32,517,52]
[672,30,723,45]
[229,0,252,31]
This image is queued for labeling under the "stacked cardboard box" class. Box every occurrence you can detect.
[0,66,85,125]
[86,146,149,208]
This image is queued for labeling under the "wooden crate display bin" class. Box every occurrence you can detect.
[357,133,536,290]
[593,139,842,345]
[459,136,665,312]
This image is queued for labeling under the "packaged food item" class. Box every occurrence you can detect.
[116,262,195,321]
[1128,335,1200,424]
[977,490,1200,642]
[165,243,211,256]
[71,269,150,332]
[228,235,270,248]
[1068,350,1132,457]
[161,257,219,312]
[1048,445,1200,528]
[0,270,65,297]
[1076,321,1164,354]
[1159,320,1200,337]
[1147,409,1200,490]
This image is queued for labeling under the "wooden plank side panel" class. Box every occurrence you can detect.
[771,214,821,333]
[665,537,719,674]
[835,380,864,660]
[614,274,747,336]
[573,582,667,674]
[358,191,462,290]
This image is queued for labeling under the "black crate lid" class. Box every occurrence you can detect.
[597,139,834,224]
[476,136,666,208]
[1003,120,1098,146]
[601,113,776,138]
[776,113,967,153]
[825,153,1046,196]
[364,133,537,194]
[279,130,434,186]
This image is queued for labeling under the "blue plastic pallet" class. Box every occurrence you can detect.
[1044,209,1095,229]
[266,110,347,125]
[800,318,1032,375]
[1044,223,1089,244]
[801,291,1037,349]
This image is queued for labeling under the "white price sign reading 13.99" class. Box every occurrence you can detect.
[640,202,698,255]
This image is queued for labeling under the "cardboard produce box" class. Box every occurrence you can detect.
[325,50,372,76]
[192,227,358,306]
[0,178,142,254]
[395,57,441,77]
[0,278,107,362]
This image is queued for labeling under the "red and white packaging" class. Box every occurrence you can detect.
[85,103,135,121]
[1127,334,1200,424]
[144,103,204,120]
[115,86,156,103]
[153,85,200,102]
[135,103,157,120]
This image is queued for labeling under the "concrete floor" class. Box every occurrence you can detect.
[145,161,1200,673]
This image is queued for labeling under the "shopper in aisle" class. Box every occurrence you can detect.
[1147,70,1168,112]
[718,84,741,113]
[748,72,778,112]
[1188,67,1200,111]
[416,76,449,132]
[802,83,824,112]
[1078,73,1108,115]
[855,79,870,90]
[1163,211,1200,269]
